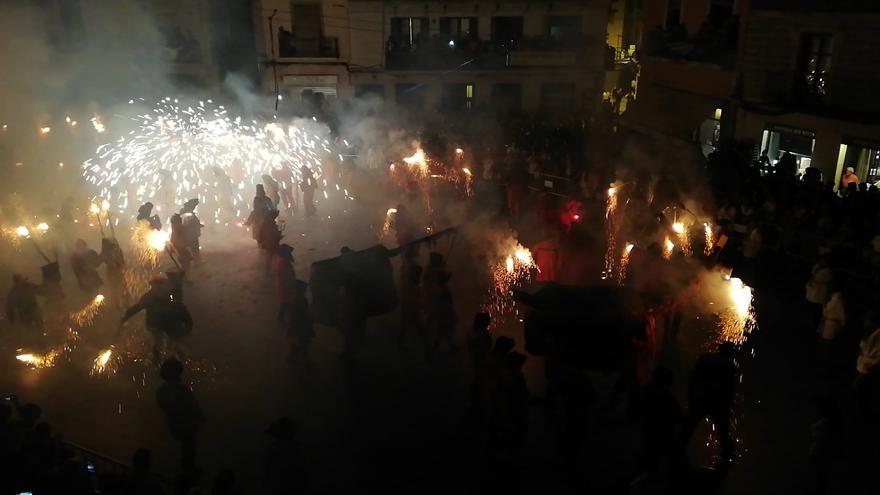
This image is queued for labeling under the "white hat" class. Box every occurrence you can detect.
[846,167,855,173]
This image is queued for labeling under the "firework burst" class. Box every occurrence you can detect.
[484,243,536,321]
[718,276,756,344]
[82,98,332,225]
[70,294,106,327]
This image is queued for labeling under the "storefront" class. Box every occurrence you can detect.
[836,138,880,187]
[760,124,815,174]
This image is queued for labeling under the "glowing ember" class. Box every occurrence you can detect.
[15,226,29,237]
[505,256,515,273]
[718,277,756,344]
[672,222,685,234]
[39,126,51,134]
[36,222,49,232]
[89,203,100,215]
[455,148,464,155]
[146,230,170,251]
[101,199,110,211]
[91,116,105,133]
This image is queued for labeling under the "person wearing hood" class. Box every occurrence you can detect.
[246,184,275,245]
[70,239,103,293]
[179,199,203,261]
[299,166,317,217]
[259,210,283,270]
[170,214,192,275]
[5,274,44,331]
[156,358,205,474]
[264,417,308,494]
[273,244,296,328]
[123,274,191,361]
[137,202,162,231]
[262,174,281,208]
[286,280,314,361]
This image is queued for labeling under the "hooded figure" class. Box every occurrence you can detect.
[286,280,314,359]
[246,185,275,242]
[6,274,43,329]
[170,214,192,274]
[259,210,283,254]
[156,358,204,473]
[137,202,162,231]
[180,199,203,260]
[70,239,103,292]
[262,174,281,208]
[299,166,317,216]
[274,244,297,327]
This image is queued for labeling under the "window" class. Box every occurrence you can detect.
[708,0,735,25]
[547,16,582,42]
[442,83,474,111]
[540,84,576,113]
[390,17,429,47]
[797,33,833,100]
[491,17,523,44]
[491,84,522,112]
[666,0,682,28]
[354,85,385,100]
[439,17,478,44]
[395,83,427,107]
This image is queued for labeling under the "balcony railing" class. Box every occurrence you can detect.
[278,36,339,58]
[384,35,589,71]
[643,18,738,68]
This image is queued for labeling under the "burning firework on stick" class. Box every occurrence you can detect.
[380,207,397,240]
[663,237,675,260]
[484,243,536,321]
[70,294,106,327]
[617,243,634,285]
[704,223,715,255]
[718,276,756,344]
[602,185,619,279]
[672,222,692,256]
[16,349,60,369]
[90,347,116,376]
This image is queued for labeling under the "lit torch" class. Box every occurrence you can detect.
[16,349,60,369]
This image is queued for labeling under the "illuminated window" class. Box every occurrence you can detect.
[798,33,833,101]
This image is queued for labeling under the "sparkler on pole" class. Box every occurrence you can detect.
[485,243,536,321]
[16,349,60,369]
[718,276,756,344]
[602,185,619,279]
[90,347,116,376]
[617,242,634,285]
[89,203,105,237]
[704,223,715,255]
[672,221,692,256]
[663,237,674,260]
[16,226,51,263]
[70,294,106,327]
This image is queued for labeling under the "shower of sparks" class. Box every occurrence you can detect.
[617,242,634,285]
[70,294,106,327]
[704,223,714,255]
[663,237,675,259]
[380,207,397,239]
[16,350,60,369]
[402,148,429,176]
[673,222,692,256]
[718,276,756,344]
[485,244,536,320]
[90,348,116,376]
[605,186,618,219]
[82,98,334,226]
[602,185,619,279]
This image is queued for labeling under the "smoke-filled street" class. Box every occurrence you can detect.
[4,1,880,494]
